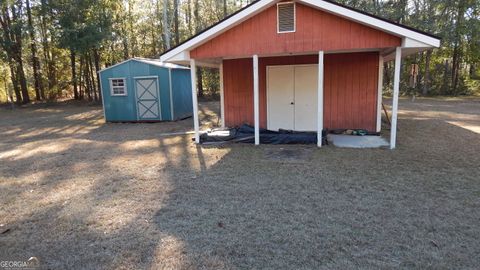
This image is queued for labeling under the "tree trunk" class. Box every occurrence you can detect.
[8,62,22,104]
[187,0,192,35]
[174,0,179,45]
[4,76,11,105]
[16,59,30,104]
[93,49,102,100]
[39,0,56,95]
[451,0,466,96]
[384,62,391,91]
[88,53,98,101]
[70,49,79,99]
[109,42,115,66]
[43,36,55,93]
[151,26,157,57]
[422,50,431,95]
[396,0,408,23]
[470,63,476,78]
[194,0,200,33]
[223,0,227,17]
[127,0,136,57]
[443,60,450,95]
[163,0,171,49]
[197,68,204,98]
[26,0,43,101]
[9,4,30,103]
[84,55,92,101]
[122,24,129,60]
[451,42,460,95]
[79,56,84,99]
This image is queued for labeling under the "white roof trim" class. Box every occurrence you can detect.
[135,58,189,69]
[99,57,188,73]
[160,0,440,63]
[160,0,277,62]
[301,0,440,47]
[402,37,432,48]
[168,51,191,62]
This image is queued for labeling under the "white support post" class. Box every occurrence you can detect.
[253,55,260,145]
[219,62,225,128]
[190,59,200,143]
[390,47,402,149]
[317,51,324,147]
[376,55,384,132]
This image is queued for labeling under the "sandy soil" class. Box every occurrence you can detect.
[0,98,479,269]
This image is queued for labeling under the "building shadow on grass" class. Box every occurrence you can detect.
[149,116,480,269]
[1,101,480,269]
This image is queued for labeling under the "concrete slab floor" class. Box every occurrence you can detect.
[327,134,389,148]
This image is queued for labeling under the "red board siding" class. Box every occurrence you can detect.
[223,58,254,127]
[223,52,379,131]
[323,52,379,131]
[191,3,401,59]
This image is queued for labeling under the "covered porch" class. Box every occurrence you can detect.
[160,0,440,149]
[188,48,403,149]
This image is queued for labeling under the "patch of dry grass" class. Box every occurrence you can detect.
[0,99,479,269]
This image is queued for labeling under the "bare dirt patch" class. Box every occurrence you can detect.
[0,98,479,269]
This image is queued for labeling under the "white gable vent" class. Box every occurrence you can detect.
[277,2,296,33]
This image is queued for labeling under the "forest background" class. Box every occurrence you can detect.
[1,0,479,105]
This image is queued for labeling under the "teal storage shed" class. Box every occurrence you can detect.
[99,58,192,122]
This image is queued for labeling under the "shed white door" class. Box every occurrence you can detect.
[267,65,318,131]
[135,77,161,120]
[267,66,295,131]
[294,65,318,131]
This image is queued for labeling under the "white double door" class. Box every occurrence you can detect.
[267,65,318,131]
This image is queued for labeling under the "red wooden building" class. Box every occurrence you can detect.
[161,0,440,148]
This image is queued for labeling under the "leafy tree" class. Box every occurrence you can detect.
[0,0,30,104]
[1,0,479,105]
[54,0,113,100]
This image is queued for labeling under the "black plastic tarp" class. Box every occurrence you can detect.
[200,124,327,145]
